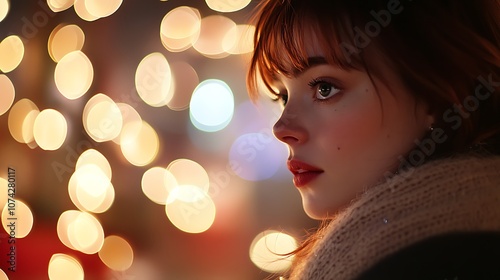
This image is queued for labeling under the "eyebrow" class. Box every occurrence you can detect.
[269,56,330,88]
[292,56,329,76]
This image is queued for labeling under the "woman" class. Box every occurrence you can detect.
[246,0,500,279]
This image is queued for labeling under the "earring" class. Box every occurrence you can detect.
[429,124,434,132]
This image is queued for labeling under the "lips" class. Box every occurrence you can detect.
[287,160,324,187]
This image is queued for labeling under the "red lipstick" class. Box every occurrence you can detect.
[287,160,324,187]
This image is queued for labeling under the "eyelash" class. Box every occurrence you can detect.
[272,93,287,106]
[271,77,342,106]
[308,78,342,103]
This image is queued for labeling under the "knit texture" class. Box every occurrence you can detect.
[288,154,500,280]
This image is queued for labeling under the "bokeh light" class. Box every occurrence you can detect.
[167,61,199,111]
[160,35,193,53]
[54,50,94,99]
[67,211,105,254]
[112,103,142,144]
[0,0,9,22]
[57,210,105,254]
[229,132,285,181]
[75,149,112,180]
[57,210,80,250]
[165,185,216,234]
[193,15,236,58]
[0,268,7,280]
[73,0,99,21]
[135,52,173,107]
[222,24,255,55]
[0,2,300,279]
[249,230,297,273]
[8,99,39,144]
[1,199,34,238]
[206,0,251,12]
[141,167,177,205]
[82,93,108,134]
[84,0,123,18]
[74,165,110,198]
[48,24,85,62]
[98,235,134,271]
[69,164,114,213]
[120,121,160,166]
[69,150,115,213]
[0,35,24,73]
[82,93,123,142]
[33,109,68,151]
[231,100,280,135]
[47,0,74,13]
[48,254,84,280]
[189,79,234,132]
[0,74,15,116]
[167,159,209,192]
[160,6,200,40]
[22,110,39,147]
[160,6,201,52]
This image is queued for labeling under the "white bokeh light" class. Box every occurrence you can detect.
[48,24,85,62]
[142,167,177,205]
[135,52,173,107]
[48,254,84,280]
[205,0,251,12]
[1,199,34,238]
[0,0,9,22]
[165,185,216,234]
[189,79,234,132]
[85,0,123,18]
[0,74,15,116]
[48,0,74,12]
[33,109,68,151]
[120,121,160,166]
[0,35,24,73]
[160,6,201,52]
[250,230,298,273]
[229,132,287,181]
[74,0,99,21]
[54,50,94,100]
[192,15,235,59]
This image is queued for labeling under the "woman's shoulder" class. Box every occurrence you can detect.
[390,151,500,190]
[356,231,500,280]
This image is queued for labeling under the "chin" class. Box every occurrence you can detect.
[304,210,328,220]
[302,200,333,220]
[302,197,351,220]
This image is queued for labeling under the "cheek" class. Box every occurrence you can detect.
[317,104,383,154]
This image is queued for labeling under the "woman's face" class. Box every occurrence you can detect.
[271,56,434,219]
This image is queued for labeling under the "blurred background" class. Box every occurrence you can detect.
[0,1,316,279]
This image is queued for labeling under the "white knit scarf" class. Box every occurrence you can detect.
[288,154,500,280]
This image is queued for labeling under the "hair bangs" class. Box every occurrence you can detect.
[247,0,365,100]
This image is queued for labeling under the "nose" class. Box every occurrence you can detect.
[272,108,308,145]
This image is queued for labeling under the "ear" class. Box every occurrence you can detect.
[426,113,436,130]
[417,98,436,130]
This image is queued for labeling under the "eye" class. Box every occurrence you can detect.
[273,93,288,106]
[270,88,288,106]
[308,78,341,101]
